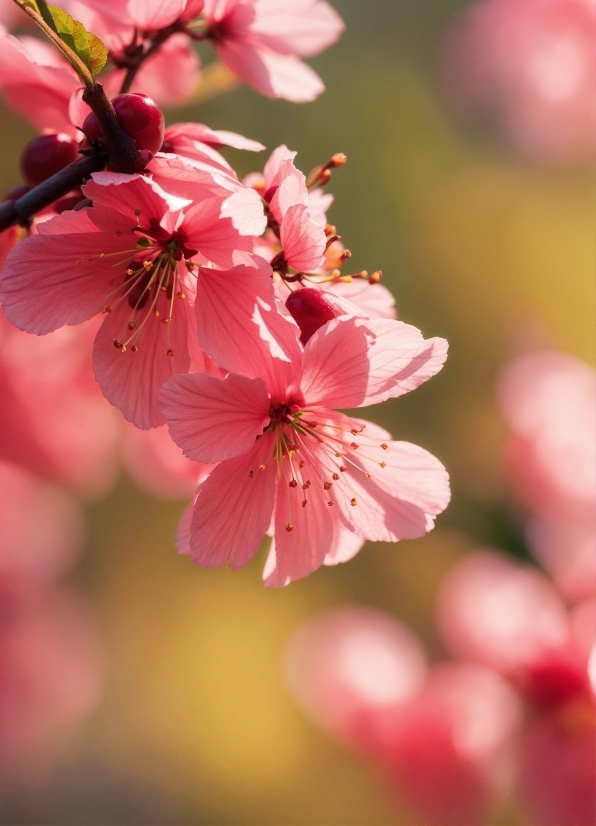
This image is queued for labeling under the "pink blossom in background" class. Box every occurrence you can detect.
[0,578,105,761]
[435,550,570,675]
[284,606,428,750]
[0,312,121,498]
[0,460,85,584]
[122,422,215,500]
[526,516,596,602]
[202,0,345,102]
[382,664,522,826]
[441,0,596,163]
[159,314,449,585]
[498,350,596,521]
[0,33,80,137]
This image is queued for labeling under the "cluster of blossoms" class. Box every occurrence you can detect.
[0,0,450,595]
[285,350,596,825]
[441,0,596,163]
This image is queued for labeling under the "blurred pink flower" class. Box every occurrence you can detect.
[159,315,449,585]
[383,664,522,826]
[0,33,80,136]
[0,460,85,583]
[441,0,596,163]
[202,0,345,102]
[526,516,596,602]
[0,577,105,760]
[498,350,596,521]
[122,422,215,499]
[0,312,121,498]
[284,606,428,750]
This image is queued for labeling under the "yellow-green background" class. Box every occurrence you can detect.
[1,1,594,822]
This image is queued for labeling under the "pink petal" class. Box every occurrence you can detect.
[337,440,451,542]
[264,467,335,587]
[218,39,325,102]
[165,122,265,151]
[187,435,276,568]
[93,292,195,429]
[195,259,302,398]
[0,210,131,334]
[220,187,267,236]
[127,0,186,29]
[158,371,270,463]
[325,279,397,320]
[301,316,448,409]
[250,0,345,58]
[280,204,326,272]
[269,159,309,221]
[263,144,297,189]
[322,519,365,566]
[183,197,253,267]
[129,33,200,106]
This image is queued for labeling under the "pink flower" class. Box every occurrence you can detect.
[159,314,450,586]
[0,33,80,136]
[0,165,257,428]
[0,312,121,498]
[441,0,596,163]
[202,0,345,102]
[526,516,596,603]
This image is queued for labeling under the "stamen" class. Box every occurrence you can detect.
[285,523,294,532]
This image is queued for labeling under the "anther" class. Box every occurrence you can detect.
[128,321,135,330]
[167,348,174,357]
[299,460,306,468]
[131,345,138,352]
[154,309,160,317]
[302,480,311,489]
[365,472,372,478]
[248,470,254,479]
[380,461,386,468]
[323,482,333,490]
[351,429,359,435]
[302,500,307,508]
[381,443,388,450]
[285,523,294,532]
[339,466,347,472]
[369,270,382,284]
[350,442,359,450]
[327,501,334,507]
[335,452,343,458]
[332,473,339,481]
[113,339,122,349]
[289,480,298,488]
[259,464,266,471]
[351,498,358,506]
[161,317,171,324]
[177,292,185,299]
[103,305,111,313]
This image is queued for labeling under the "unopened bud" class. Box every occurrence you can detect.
[286,288,341,345]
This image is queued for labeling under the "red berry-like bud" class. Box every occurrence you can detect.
[286,288,341,345]
[82,93,165,156]
[20,133,78,185]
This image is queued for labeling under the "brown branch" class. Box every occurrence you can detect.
[0,155,105,233]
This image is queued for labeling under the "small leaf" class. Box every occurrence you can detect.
[47,5,108,78]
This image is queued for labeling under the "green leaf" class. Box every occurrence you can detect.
[47,5,108,78]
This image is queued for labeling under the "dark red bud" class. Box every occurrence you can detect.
[285,288,340,345]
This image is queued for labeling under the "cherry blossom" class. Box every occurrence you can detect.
[159,314,449,585]
[0,166,258,428]
[202,0,345,102]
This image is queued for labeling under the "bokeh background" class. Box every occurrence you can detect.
[0,1,594,823]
